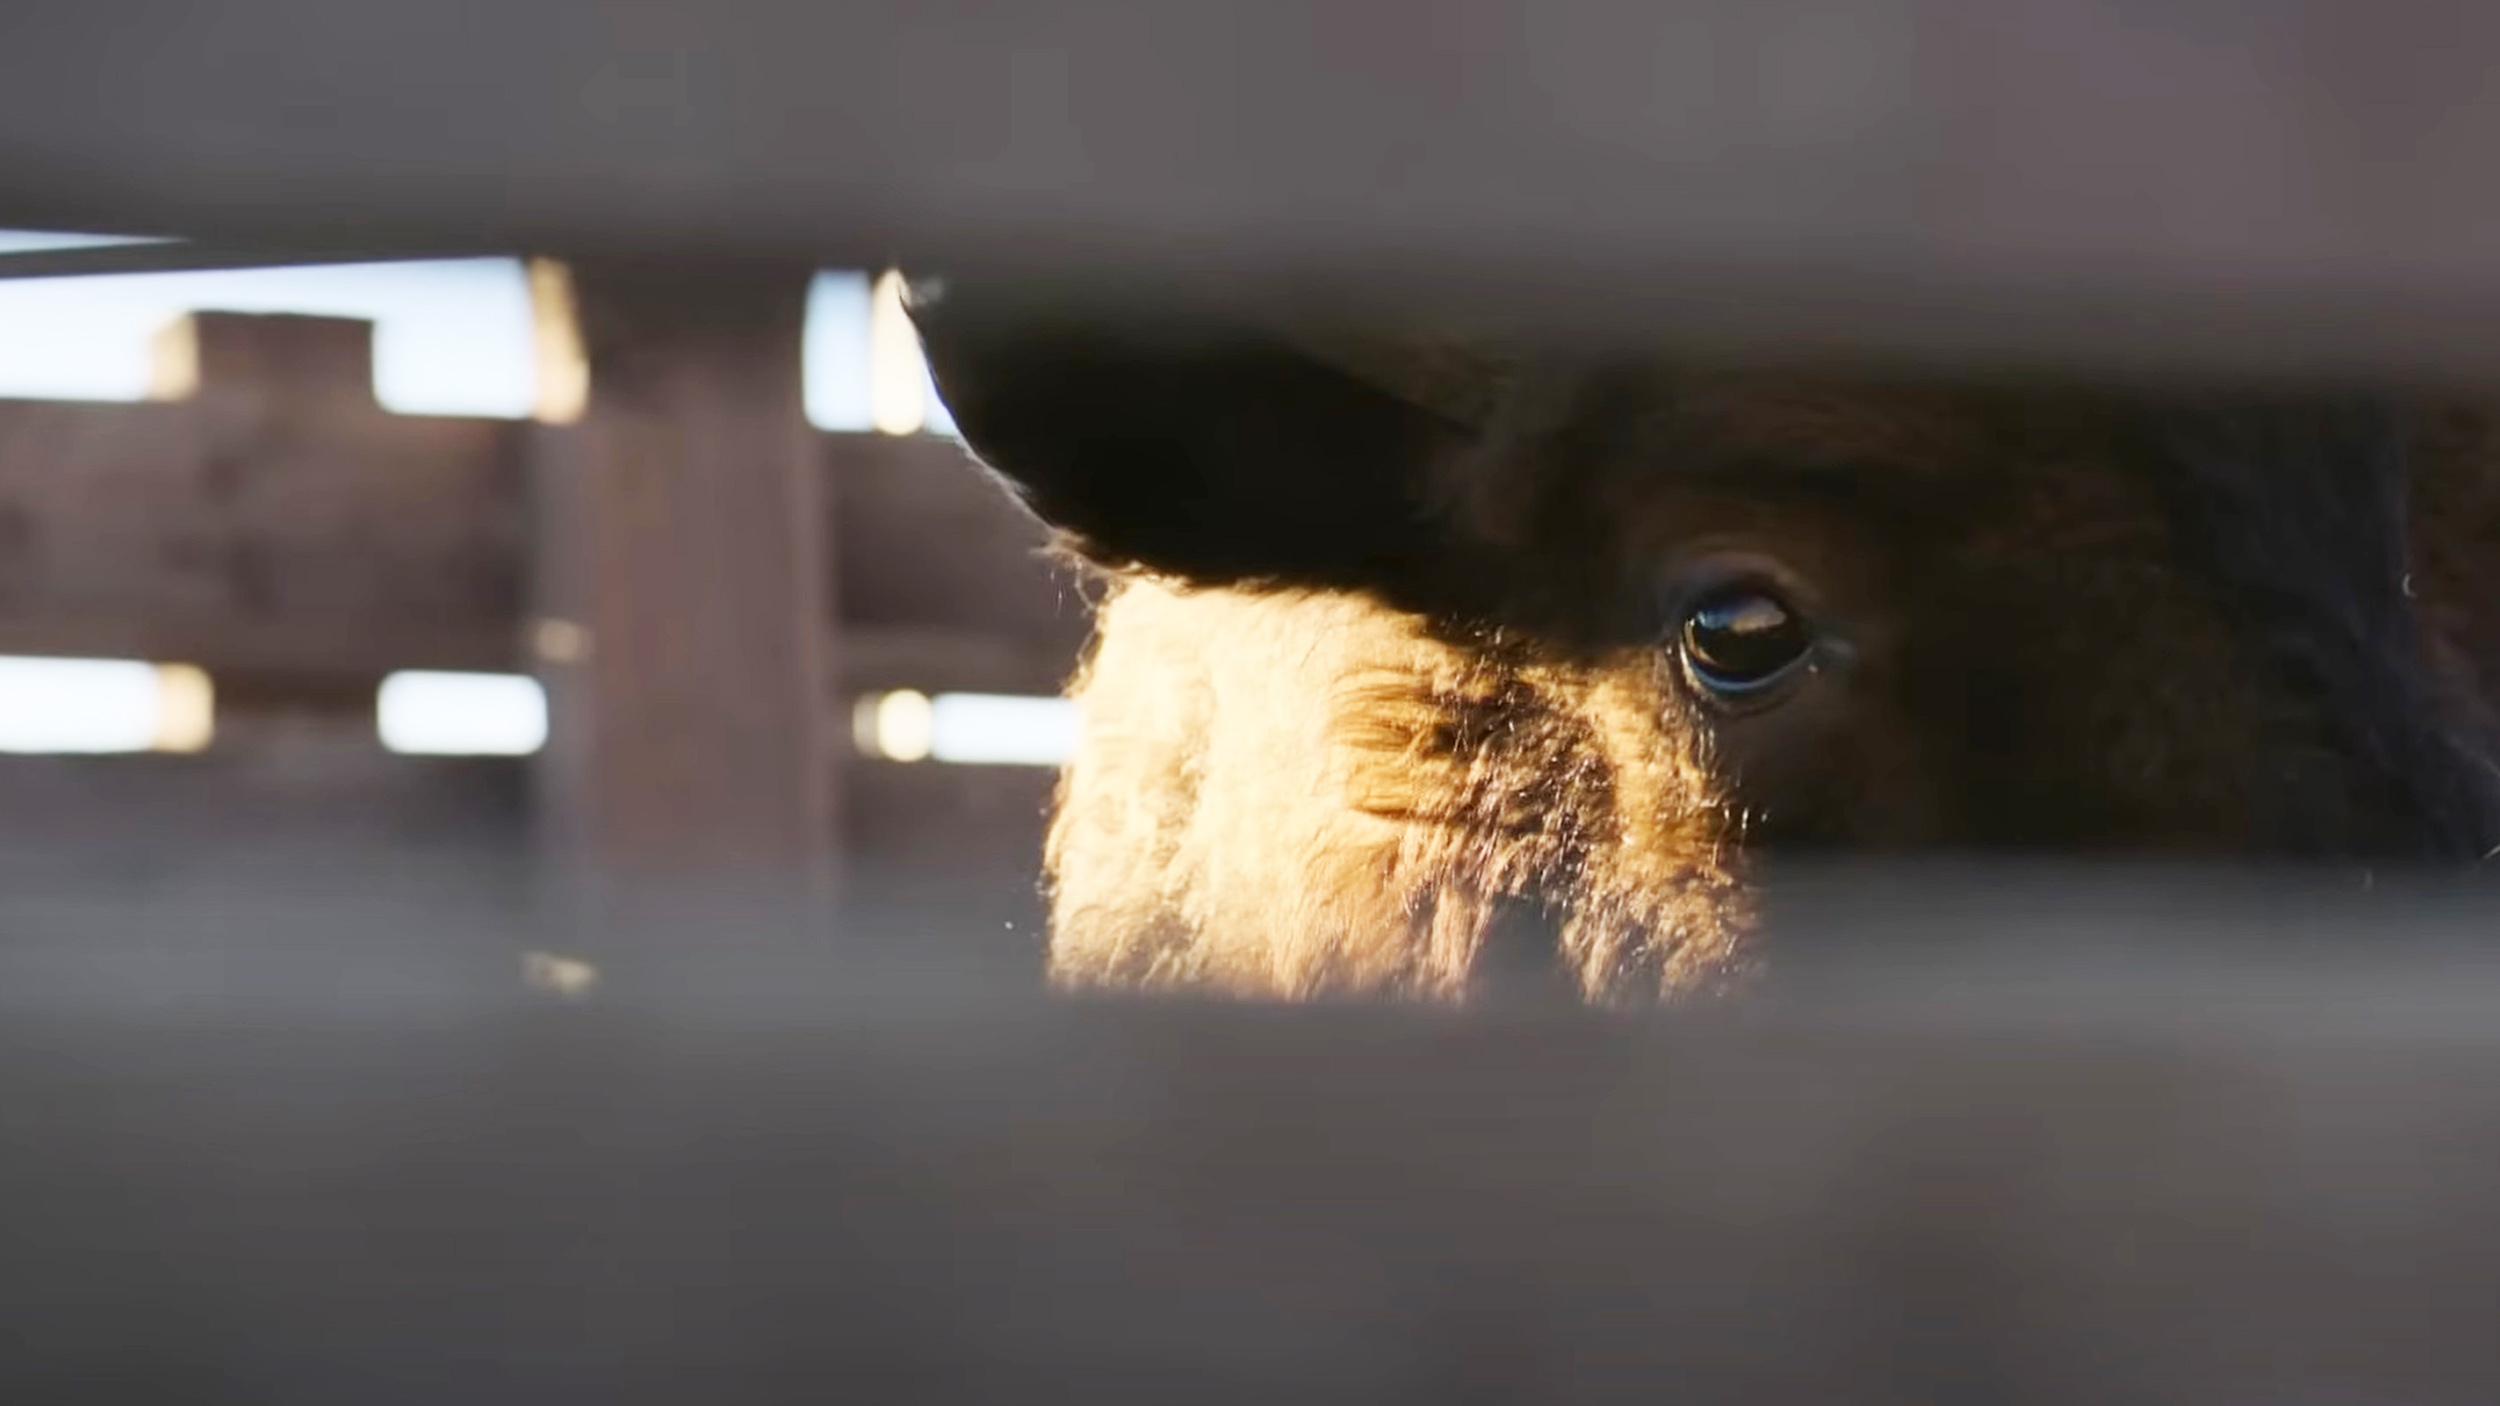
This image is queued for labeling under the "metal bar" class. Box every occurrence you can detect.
[9,2,2500,373]
[2,874,2500,1402]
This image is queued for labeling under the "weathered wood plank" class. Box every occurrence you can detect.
[0,313,529,672]
[0,314,1073,690]
[527,259,832,883]
[829,430,1089,651]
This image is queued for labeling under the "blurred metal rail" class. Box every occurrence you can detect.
[0,863,2490,1401]
[13,1,2500,376]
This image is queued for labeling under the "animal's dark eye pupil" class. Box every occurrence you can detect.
[1680,587,1811,695]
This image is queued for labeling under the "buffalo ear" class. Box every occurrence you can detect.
[906,276,1468,597]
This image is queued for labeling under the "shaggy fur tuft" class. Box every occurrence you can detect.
[1045,580,1749,1002]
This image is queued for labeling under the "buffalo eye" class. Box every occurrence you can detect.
[1678,583,1814,700]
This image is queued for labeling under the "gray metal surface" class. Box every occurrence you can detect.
[0,861,2493,1401]
[10,1,2500,375]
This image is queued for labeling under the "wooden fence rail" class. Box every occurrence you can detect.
[0,304,1089,884]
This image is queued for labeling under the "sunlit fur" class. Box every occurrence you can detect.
[1045,579,1747,1002]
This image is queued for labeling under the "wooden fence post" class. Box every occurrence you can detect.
[526,258,834,894]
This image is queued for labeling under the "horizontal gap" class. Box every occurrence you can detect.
[0,237,962,433]
[853,691,1076,766]
[377,671,546,756]
[0,655,212,754]
[0,230,181,258]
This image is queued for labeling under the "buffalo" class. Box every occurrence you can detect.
[911,280,2500,1002]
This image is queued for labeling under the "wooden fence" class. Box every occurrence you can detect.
[0,280,1088,893]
